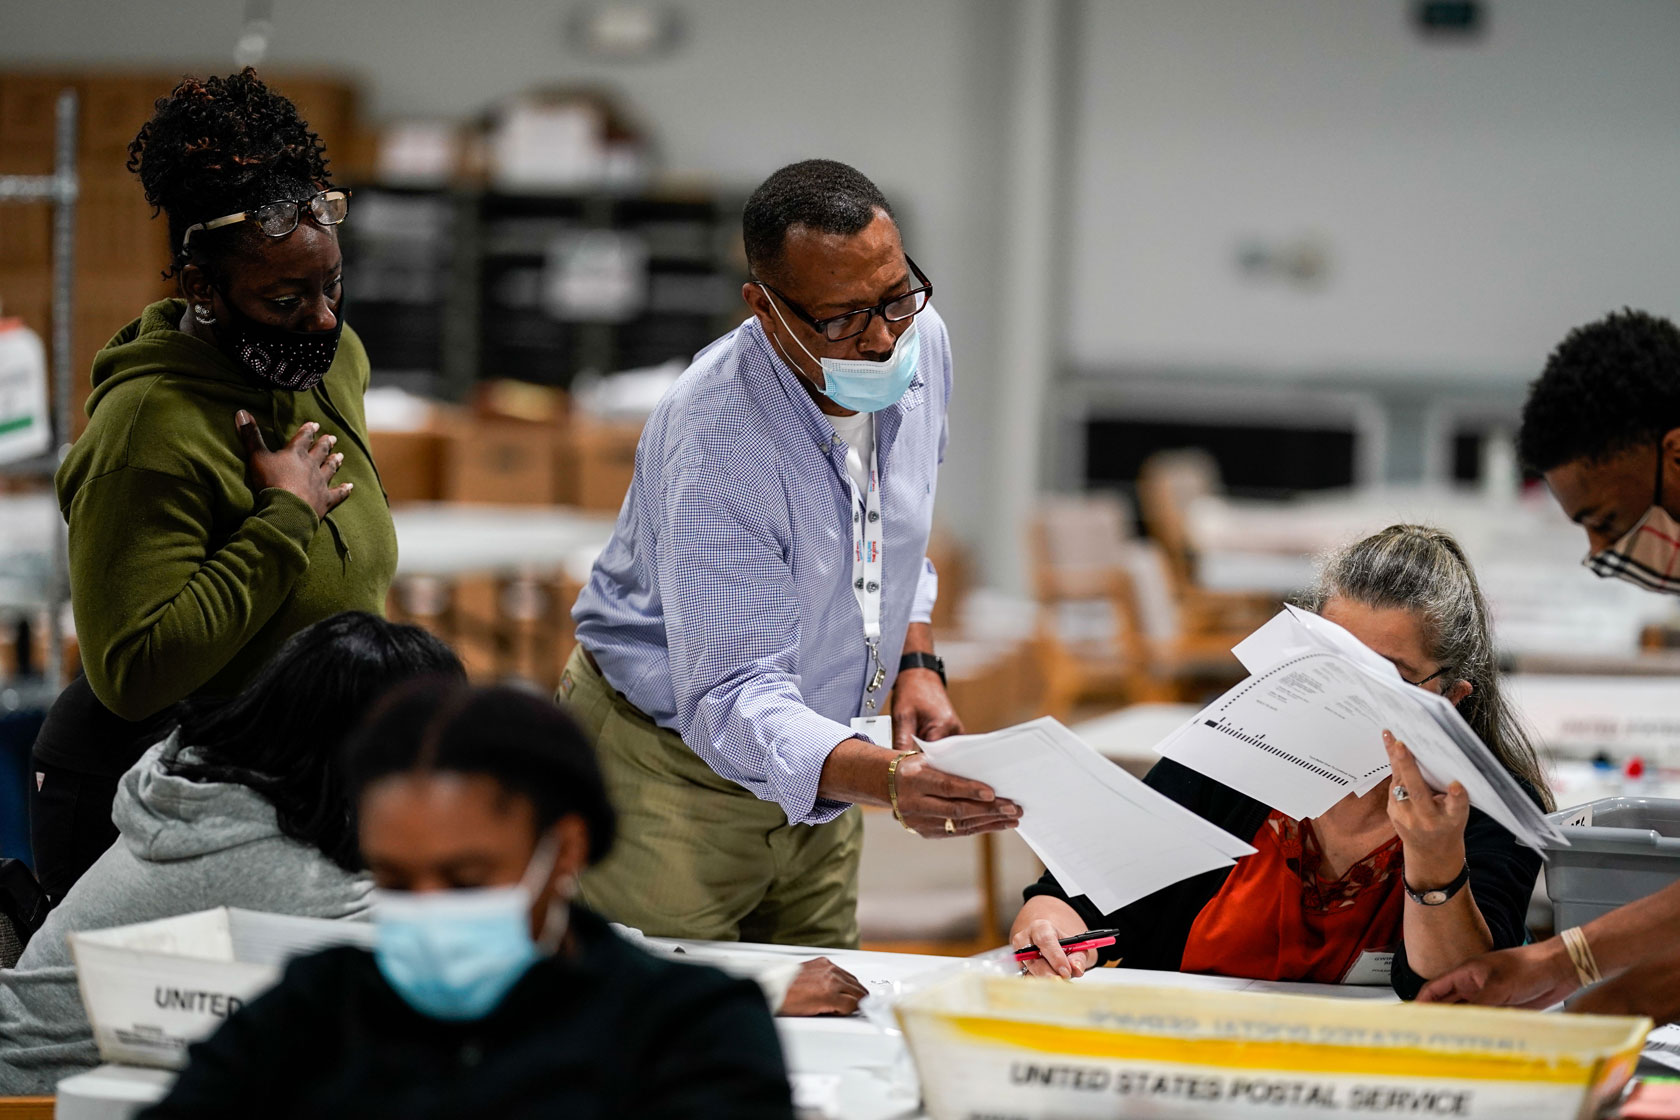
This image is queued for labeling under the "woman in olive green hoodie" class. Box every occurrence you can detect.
[32,70,398,901]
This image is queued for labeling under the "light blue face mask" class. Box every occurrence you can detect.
[763,287,921,414]
[372,838,562,1022]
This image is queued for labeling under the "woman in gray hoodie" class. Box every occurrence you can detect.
[0,612,463,1093]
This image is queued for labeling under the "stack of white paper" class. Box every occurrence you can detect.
[1153,606,1566,851]
[1642,1023,1680,1073]
[919,717,1256,913]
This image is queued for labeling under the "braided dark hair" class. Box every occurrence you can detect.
[127,68,331,279]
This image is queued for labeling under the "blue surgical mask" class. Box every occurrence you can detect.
[372,838,563,1022]
[762,289,921,414]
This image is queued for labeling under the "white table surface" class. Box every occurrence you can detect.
[0,497,618,608]
[0,492,57,610]
[55,1064,174,1120]
[640,936,1402,1119]
[1070,702,1201,769]
[1186,490,1680,659]
[51,934,1492,1120]
[1506,675,1680,762]
[390,503,614,578]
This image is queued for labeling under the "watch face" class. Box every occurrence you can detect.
[1421,889,1449,905]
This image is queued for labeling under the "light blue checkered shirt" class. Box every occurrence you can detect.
[573,310,950,825]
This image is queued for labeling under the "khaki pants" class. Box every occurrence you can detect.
[559,646,862,948]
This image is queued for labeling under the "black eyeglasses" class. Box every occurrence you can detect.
[181,189,351,253]
[759,255,933,342]
[1402,665,1452,689]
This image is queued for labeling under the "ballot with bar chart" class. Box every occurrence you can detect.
[1152,606,1565,851]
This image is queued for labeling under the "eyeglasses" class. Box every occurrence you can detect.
[1402,665,1452,689]
[759,255,933,342]
[181,189,351,253]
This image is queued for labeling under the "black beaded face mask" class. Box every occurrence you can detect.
[215,288,344,392]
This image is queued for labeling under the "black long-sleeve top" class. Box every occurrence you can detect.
[139,907,794,1120]
[1022,758,1542,999]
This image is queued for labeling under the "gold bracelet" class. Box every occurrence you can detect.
[887,751,917,834]
[1560,926,1603,988]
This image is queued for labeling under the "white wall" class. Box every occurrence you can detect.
[8,0,1680,581]
[1066,0,1680,380]
[0,0,1016,557]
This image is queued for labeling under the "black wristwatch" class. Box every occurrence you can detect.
[899,652,947,687]
[1404,863,1470,906]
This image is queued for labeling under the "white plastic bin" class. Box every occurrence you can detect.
[1544,797,1680,929]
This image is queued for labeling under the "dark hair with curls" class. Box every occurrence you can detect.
[166,612,465,872]
[126,67,331,280]
[343,682,617,864]
[1519,309,1680,474]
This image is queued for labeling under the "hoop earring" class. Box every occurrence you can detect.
[192,304,216,326]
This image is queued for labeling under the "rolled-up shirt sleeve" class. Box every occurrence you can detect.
[659,450,854,826]
[908,336,950,629]
[910,557,938,625]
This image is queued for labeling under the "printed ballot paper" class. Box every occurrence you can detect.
[1154,606,1565,850]
[919,717,1256,913]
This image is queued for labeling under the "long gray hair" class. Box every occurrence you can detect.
[1303,524,1554,811]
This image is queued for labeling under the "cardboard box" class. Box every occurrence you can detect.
[77,78,164,162]
[0,202,52,270]
[0,74,73,154]
[0,270,51,342]
[925,528,972,634]
[262,75,358,175]
[476,379,570,424]
[442,417,561,505]
[369,426,447,506]
[75,181,171,273]
[69,908,372,1069]
[558,419,642,512]
[74,281,165,439]
[896,974,1648,1120]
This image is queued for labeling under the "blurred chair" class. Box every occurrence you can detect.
[856,807,1043,954]
[1120,536,1247,701]
[1135,449,1278,637]
[1029,492,1244,717]
[1029,493,1138,717]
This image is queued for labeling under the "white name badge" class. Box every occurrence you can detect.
[1341,950,1395,986]
[851,715,893,748]
[1557,804,1593,828]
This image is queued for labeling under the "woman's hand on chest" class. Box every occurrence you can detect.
[236,410,355,519]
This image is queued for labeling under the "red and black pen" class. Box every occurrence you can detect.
[1012,929,1121,963]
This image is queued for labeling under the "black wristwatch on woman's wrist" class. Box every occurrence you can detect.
[898,652,946,687]
[1403,862,1470,906]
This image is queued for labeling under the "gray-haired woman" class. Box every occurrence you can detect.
[1011,524,1550,999]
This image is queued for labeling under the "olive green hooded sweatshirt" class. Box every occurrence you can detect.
[54,299,398,723]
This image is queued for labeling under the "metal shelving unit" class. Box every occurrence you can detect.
[0,89,78,697]
[340,183,747,397]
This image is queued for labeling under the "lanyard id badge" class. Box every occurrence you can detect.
[849,426,887,719]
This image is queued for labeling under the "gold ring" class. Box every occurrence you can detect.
[945,817,956,834]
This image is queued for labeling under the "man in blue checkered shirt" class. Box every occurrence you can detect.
[563,161,1022,948]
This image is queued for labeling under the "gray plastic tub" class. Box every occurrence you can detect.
[1544,797,1680,929]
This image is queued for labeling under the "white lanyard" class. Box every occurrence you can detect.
[848,430,887,716]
